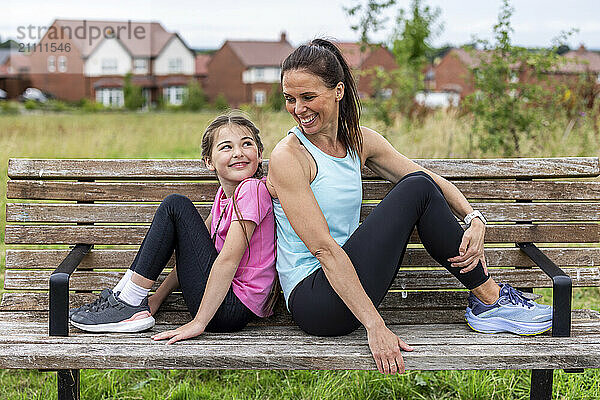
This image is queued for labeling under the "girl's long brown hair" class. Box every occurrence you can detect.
[201,111,280,315]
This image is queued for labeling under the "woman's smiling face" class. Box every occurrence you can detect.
[282,69,344,136]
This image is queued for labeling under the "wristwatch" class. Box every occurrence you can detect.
[464,210,487,226]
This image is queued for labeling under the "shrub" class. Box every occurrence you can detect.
[182,80,207,111]
[24,99,39,110]
[267,83,285,111]
[0,101,20,115]
[213,93,229,111]
[123,73,145,110]
[80,98,105,113]
[47,100,69,112]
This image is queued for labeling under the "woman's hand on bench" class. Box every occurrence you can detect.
[367,323,413,375]
[151,320,206,344]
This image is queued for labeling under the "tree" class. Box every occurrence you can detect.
[123,73,145,110]
[344,0,443,121]
[344,0,396,47]
[390,0,442,69]
[463,0,573,155]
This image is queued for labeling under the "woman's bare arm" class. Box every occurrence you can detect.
[268,144,412,374]
[362,127,475,219]
[362,127,487,273]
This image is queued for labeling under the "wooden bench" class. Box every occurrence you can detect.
[2,157,600,400]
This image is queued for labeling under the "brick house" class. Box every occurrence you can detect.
[335,42,398,98]
[195,53,211,90]
[431,46,600,99]
[27,19,197,106]
[555,45,600,88]
[206,33,294,107]
[426,48,482,98]
[0,50,31,98]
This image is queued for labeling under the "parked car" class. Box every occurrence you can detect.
[20,88,49,103]
[415,91,460,108]
[0,88,7,100]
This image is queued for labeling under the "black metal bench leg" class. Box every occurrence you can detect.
[530,369,553,400]
[57,369,80,400]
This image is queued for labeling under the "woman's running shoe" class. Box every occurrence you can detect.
[465,283,552,335]
[70,292,155,333]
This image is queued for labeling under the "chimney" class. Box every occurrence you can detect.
[280,31,287,43]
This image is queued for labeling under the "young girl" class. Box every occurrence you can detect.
[70,112,277,343]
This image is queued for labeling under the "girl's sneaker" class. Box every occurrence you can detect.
[69,288,113,318]
[465,283,552,335]
[70,292,155,333]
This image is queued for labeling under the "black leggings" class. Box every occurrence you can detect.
[128,194,253,332]
[288,171,490,336]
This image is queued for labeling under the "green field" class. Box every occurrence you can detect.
[0,110,599,399]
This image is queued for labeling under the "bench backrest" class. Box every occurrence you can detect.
[3,157,600,326]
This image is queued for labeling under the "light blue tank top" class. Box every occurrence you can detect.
[273,126,363,308]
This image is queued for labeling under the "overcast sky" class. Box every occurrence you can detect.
[2,0,599,50]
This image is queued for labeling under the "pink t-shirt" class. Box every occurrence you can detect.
[210,177,276,317]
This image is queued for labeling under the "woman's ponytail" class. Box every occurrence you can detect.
[281,38,362,157]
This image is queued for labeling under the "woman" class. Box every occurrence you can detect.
[266,39,552,375]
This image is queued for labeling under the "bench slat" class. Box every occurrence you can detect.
[7,202,600,223]
[0,311,597,339]
[0,313,597,342]
[7,248,599,269]
[5,268,599,291]
[5,224,598,245]
[9,157,599,180]
[8,180,600,201]
[0,291,471,313]
[0,340,598,370]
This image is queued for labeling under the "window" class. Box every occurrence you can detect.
[163,86,186,105]
[168,58,183,73]
[255,68,265,79]
[253,90,266,106]
[47,56,56,72]
[95,88,124,107]
[101,58,118,74]
[58,56,67,73]
[134,58,148,74]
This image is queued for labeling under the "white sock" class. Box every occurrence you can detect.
[113,269,133,293]
[118,279,150,306]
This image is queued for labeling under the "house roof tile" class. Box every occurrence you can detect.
[335,42,372,69]
[562,46,600,73]
[226,39,294,67]
[53,19,176,58]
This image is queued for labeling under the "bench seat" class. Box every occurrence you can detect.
[0,312,599,371]
[3,156,600,400]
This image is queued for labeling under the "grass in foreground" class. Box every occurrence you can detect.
[1,368,599,400]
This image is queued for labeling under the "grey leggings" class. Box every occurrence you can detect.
[128,194,254,332]
[288,171,490,336]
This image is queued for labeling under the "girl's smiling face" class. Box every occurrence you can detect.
[205,124,262,189]
[282,69,344,136]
